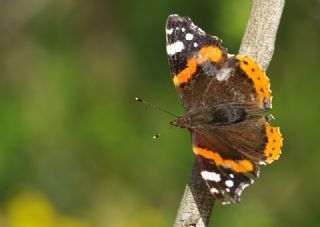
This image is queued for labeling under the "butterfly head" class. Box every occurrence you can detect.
[170,116,189,129]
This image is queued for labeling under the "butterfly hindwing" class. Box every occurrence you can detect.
[192,130,257,203]
[191,115,282,203]
[196,155,253,204]
[211,115,283,165]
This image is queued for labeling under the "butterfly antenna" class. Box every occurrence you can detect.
[153,133,161,139]
[152,125,173,140]
[135,97,178,118]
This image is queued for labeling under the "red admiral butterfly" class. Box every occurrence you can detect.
[166,15,283,204]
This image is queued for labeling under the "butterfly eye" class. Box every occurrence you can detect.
[213,106,246,125]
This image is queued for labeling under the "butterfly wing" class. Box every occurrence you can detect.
[192,116,282,203]
[212,116,283,165]
[166,15,272,113]
[192,126,257,204]
[166,15,282,204]
[166,15,226,110]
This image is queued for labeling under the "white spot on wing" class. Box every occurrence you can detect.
[166,41,185,56]
[185,33,194,40]
[259,161,267,165]
[222,201,232,205]
[201,171,221,182]
[166,28,173,35]
[229,174,234,178]
[226,188,230,192]
[256,169,260,177]
[216,68,232,81]
[198,27,205,34]
[210,187,219,194]
[181,27,185,32]
[190,22,205,35]
[236,182,250,197]
[225,180,234,188]
[193,42,198,47]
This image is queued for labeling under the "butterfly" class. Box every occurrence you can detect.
[166,14,283,204]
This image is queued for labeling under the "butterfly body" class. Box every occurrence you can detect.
[166,15,283,204]
[171,105,247,129]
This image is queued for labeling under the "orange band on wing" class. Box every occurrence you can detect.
[263,123,283,164]
[193,146,254,173]
[235,56,272,108]
[173,46,223,86]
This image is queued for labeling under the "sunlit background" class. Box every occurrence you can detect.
[0,0,319,226]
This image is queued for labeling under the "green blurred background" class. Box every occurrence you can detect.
[0,0,319,226]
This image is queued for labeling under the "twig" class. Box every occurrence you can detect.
[173,0,285,226]
[239,0,285,70]
[174,163,214,227]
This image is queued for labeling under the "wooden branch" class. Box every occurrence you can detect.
[174,163,214,227]
[240,0,285,70]
[173,0,285,226]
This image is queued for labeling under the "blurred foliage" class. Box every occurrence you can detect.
[0,0,319,226]
[5,189,91,227]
